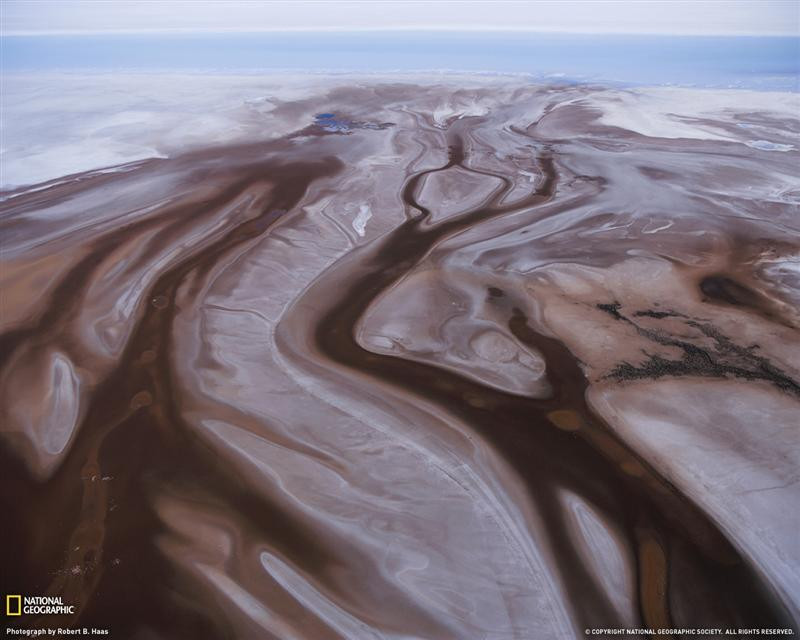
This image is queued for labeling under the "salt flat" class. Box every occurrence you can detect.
[1,74,798,637]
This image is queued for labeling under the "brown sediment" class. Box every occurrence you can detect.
[281,124,793,633]
[1,148,350,638]
[31,438,109,630]
[700,274,761,307]
[1,81,798,638]
[637,530,671,635]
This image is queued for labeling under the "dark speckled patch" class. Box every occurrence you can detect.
[597,303,800,397]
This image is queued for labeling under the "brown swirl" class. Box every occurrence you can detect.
[1,82,798,638]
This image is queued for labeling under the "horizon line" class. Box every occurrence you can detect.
[2,26,798,38]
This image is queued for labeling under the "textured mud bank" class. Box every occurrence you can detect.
[1,79,799,639]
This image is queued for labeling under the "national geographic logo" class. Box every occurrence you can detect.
[5,596,75,616]
[6,596,21,617]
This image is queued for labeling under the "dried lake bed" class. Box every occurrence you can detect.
[1,74,799,638]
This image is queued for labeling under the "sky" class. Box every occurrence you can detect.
[1,0,798,36]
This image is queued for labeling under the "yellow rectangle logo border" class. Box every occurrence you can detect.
[6,594,22,616]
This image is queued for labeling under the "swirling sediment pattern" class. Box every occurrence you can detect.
[1,80,799,639]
